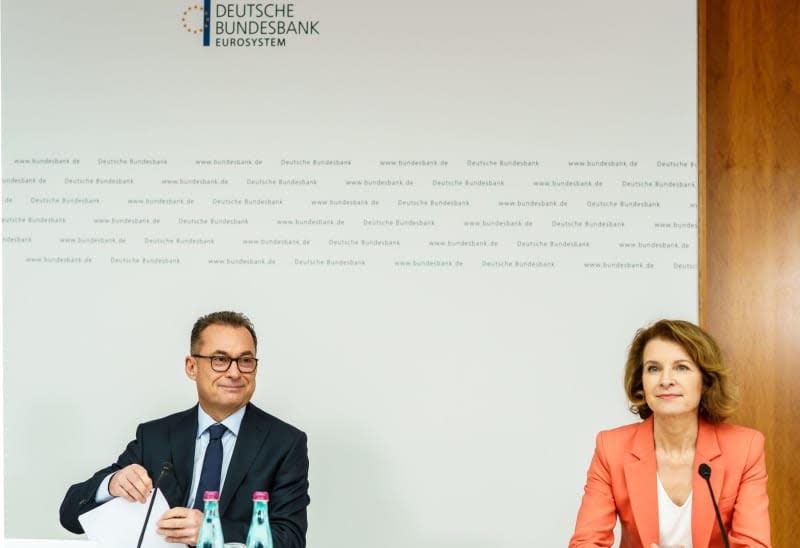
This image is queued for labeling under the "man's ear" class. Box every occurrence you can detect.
[185,355,198,380]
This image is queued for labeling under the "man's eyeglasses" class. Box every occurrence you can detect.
[192,354,259,373]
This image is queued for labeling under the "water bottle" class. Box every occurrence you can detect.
[245,491,273,548]
[197,490,225,548]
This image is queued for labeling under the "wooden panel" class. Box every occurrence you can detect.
[699,1,800,546]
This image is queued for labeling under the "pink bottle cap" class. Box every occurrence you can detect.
[203,491,220,500]
[252,491,270,501]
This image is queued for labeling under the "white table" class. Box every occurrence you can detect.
[5,540,237,548]
[5,541,97,547]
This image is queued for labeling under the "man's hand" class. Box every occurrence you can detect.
[157,506,204,545]
[108,464,153,503]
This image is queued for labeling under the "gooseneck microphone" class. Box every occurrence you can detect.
[136,461,174,548]
[698,463,730,548]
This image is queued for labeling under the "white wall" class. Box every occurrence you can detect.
[1,1,697,545]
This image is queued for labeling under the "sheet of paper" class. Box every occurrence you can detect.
[78,489,183,548]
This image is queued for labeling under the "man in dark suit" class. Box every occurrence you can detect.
[59,311,310,547]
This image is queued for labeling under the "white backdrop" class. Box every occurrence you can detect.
[2,1,697,545]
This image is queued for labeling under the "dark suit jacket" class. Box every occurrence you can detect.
[60,403,310,547]
[569,416,770,548]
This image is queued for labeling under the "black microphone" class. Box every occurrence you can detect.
[698,463,730,548]
[136,462,174,548]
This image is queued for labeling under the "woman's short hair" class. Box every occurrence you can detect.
[623,319,738,424]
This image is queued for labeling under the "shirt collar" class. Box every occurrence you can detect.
[196,404,246,439]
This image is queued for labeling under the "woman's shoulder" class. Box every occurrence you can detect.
[596,418,651,443]
[703,421,767,471]
[710,421,765,444]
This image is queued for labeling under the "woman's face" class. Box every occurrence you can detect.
[642,337,704,419]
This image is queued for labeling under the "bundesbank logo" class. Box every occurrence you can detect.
[180,0,320,48]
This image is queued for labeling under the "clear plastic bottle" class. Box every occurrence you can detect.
[245,491,273,548]
[197,490,225,548]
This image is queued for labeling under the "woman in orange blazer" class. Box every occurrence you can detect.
[569,320,770,548]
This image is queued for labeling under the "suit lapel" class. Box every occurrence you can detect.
[220,403,271,515]
[624,417,660,547]
[166,405,198,507]
[692,420,722,548]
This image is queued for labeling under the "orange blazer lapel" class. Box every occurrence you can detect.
[692,420,723,548]
[624,417,659,547]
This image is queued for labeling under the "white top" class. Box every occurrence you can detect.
[657,474,693,548]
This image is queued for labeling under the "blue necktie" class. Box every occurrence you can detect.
[193,423,227,510]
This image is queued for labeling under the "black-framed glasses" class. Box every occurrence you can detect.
[192,354,259,373]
